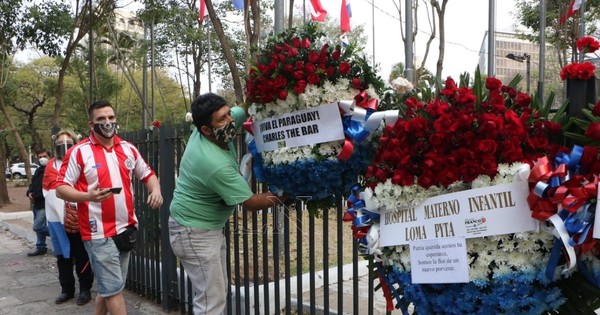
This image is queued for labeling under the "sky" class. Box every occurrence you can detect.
[314,0,520,82]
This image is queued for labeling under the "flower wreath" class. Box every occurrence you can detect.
[243,23,392,204]
[344,72,573,314]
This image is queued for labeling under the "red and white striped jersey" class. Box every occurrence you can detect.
[57,134,155,240]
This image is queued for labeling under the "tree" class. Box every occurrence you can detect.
[514,0,600,69]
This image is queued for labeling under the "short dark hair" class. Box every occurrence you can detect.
[36,148,50,156]
[190,93,228,130]
[88,100,113,119]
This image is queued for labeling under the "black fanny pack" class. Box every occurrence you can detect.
[112,226,138,252]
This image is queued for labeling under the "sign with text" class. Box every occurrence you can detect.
[251,103,345,152]
[409,236,469,284]
[380,181,538,246]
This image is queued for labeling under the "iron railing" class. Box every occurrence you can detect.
[120,125,390,315]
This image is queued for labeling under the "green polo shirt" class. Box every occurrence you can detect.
[169,106,253,229]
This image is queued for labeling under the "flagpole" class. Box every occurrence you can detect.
[538,0,545,102]
[578,0,586,61]
[487,0,496,77]
[372,0,375,68]
[404,0,414,83]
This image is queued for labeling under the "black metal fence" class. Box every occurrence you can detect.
[121,125,389,315]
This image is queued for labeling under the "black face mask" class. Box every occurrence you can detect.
[56,143,73,159]
[93,122,117,138]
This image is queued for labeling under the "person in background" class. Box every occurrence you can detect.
[43,130,94,305]
[56,100,163,315]
[168,93,287,315]
[26,148,51,256]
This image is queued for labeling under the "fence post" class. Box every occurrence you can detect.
[159,126,178,311]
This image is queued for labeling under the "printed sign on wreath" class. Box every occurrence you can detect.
[251,103,345,152]
[380,181,539,246]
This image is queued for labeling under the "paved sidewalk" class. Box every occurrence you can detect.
[0,218,174,315]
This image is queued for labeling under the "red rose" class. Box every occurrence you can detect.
[351,78,362,89]
[307,73,321,85]
[417,170,437,189]
[514,92,531,108]
[305,63,316,74]
[480,157,498,176]
[292,71,304,80]
[301,38,311,49]
[593,101,600,116]
[339,62,351,75]
[432,113,457,133]
[308,51,320,63]
[332,48,341,61]
[438,166,460,187]
[295,61,304,70]
[326,66,336,77]
[152,120,161,128]
[576,36,600,53]
[584,122,600,141]
[460,161,481,183]
[476,139,498,155]
[272,75,287,88]
[291,37,301,47]
[293,80,307,94]
[277,90,288,100]
[485,77,502,91]
[405,117,430,138]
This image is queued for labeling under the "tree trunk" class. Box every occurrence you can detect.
[205,0,244,104]
[0,95,33,182]
[433,0,448,85]
[0,122,9,205]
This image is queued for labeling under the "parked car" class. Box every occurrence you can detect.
[4,162,39,180]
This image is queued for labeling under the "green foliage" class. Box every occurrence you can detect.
[20,1,73,57]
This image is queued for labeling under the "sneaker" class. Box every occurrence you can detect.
[27,249,47,256]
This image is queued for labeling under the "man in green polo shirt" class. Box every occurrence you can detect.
[168,93,286,315]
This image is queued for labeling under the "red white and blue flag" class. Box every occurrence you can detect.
[308,0,327,22]
[559,0,583,24]
[198,0,207,25]
[340,0,352,33]
[232,0,244,10]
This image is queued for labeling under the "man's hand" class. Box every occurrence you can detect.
[27,192,34,202]
[87,186,113,203]
[147,190,163,209]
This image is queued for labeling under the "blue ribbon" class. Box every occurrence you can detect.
[247,140,264,182]
[342,110,374,143]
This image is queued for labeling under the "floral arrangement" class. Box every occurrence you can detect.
[560,36,599,81]
[345,72,576,314]
[244,23,388,202]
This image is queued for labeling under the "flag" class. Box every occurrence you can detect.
[559,0,583,24]
[232,0,244,10]
[340,0,351,33]
[308,0,327,22]
[198,0,206,25]
[340,33,350,47]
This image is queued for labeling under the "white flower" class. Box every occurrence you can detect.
[390,77,414,95]
[185,112,193,123]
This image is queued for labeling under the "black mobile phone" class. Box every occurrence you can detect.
[109,187,122,194]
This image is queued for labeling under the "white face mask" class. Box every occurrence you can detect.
[38,157,49,166]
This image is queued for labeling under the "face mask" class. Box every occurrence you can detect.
[38,157,49,166]
[93,122,117,139]
[212,121,237,144]
[56,143,73,159]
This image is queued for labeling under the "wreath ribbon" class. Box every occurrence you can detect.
[527,145,598,278]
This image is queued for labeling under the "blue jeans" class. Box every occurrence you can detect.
[32,208,49,251]
[84,237,130,297]
[168,217,227,315]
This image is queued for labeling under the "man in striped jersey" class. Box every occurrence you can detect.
[56,100,163,315]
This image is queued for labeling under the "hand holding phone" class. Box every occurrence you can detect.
[109,187,122,194]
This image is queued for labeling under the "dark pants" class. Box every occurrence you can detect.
[57,232,94,294]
